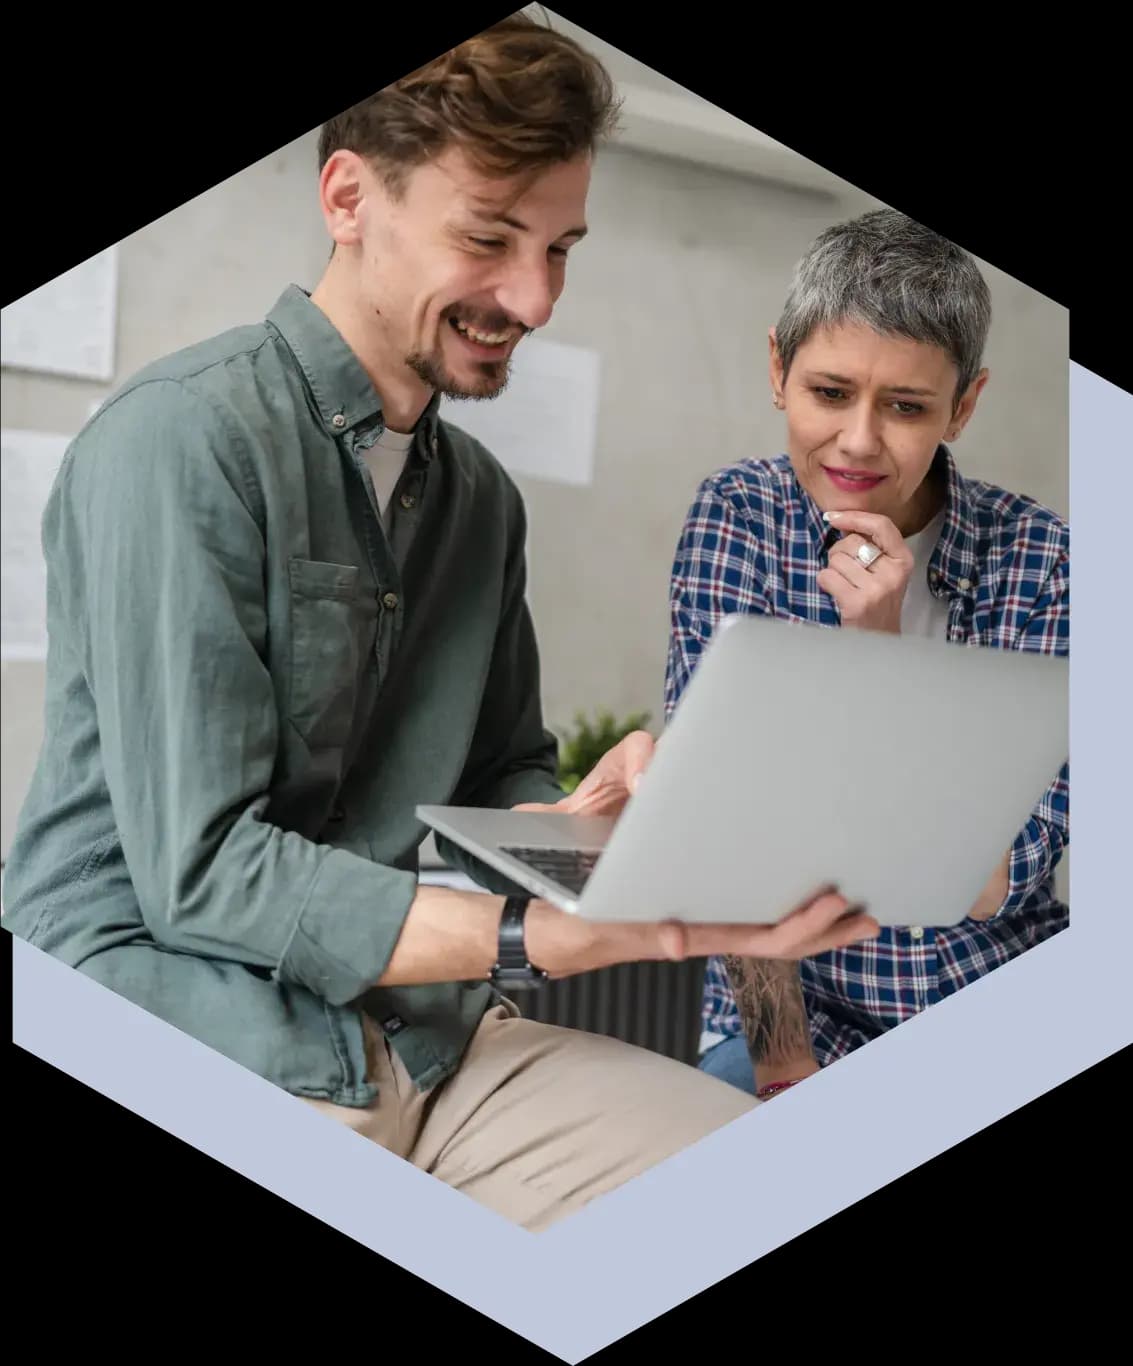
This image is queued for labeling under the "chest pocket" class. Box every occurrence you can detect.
[287,557,378,752]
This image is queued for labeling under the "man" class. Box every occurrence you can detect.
[2,12,879,1232]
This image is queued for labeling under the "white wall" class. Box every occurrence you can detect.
[0,30,1069,885]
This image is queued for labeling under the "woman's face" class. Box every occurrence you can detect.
[770,321,987,534]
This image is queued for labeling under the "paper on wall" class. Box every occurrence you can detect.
[1,247,119,383]
[439,334,601,487]
[1,429,72,662]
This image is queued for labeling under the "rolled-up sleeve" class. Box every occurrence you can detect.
[50,378,415,1005]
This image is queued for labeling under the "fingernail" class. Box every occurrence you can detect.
[632,773,642,793]
[824,511,840,522]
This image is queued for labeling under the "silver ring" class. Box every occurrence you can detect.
[856,541,883,571]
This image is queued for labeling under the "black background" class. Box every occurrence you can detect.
[3,7,1124,1355]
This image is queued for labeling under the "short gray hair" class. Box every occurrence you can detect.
[774,209,992,406]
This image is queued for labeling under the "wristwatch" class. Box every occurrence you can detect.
[489,896,549,989]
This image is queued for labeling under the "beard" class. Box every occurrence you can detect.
[405,346,514,402]
[406,306,532,402]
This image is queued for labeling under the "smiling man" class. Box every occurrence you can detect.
[2,12,882,1231]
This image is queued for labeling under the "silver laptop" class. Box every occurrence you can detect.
[417,614,1068,929]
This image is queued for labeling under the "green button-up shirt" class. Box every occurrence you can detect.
[3,285,565,1105]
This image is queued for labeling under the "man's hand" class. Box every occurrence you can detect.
[380,884,880,987]
[527,885,880,981]
[649,888,880,967]
[514,729,655,821]
[817,510,914,634]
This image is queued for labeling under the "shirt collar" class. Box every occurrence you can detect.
[266,284,442,457]
[929,445,980,595]
[791,444,979,598]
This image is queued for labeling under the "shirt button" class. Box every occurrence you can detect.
[958,577,972,591]
[400,493,416,510]
[331,413,346,429]
[382,592,399,610]
[910,926,924,940]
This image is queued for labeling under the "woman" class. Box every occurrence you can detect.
[664,208,1069,1100]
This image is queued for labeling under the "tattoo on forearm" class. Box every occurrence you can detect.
[722,956,812,1066]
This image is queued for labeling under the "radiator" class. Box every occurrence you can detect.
[516,957,710,1066]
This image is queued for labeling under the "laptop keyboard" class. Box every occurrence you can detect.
[500,846,602,896]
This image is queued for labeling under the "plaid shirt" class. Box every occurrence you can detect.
[665,446,1070,1068]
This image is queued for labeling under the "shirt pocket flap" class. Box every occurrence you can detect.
[286,558,374,752]
[288,557,362,603]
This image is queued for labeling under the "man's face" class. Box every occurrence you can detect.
[342,146,591,401]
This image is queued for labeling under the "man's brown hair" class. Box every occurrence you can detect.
[318,11,622,194]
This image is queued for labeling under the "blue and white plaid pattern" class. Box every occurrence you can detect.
[665,447,1070,1068]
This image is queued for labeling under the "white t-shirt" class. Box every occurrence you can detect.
[362,424,415,527]
[900,508,950,640]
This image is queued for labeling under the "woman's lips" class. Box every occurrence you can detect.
[823,466,887,493]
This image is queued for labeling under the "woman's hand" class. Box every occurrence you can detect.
[817,510,915,634]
